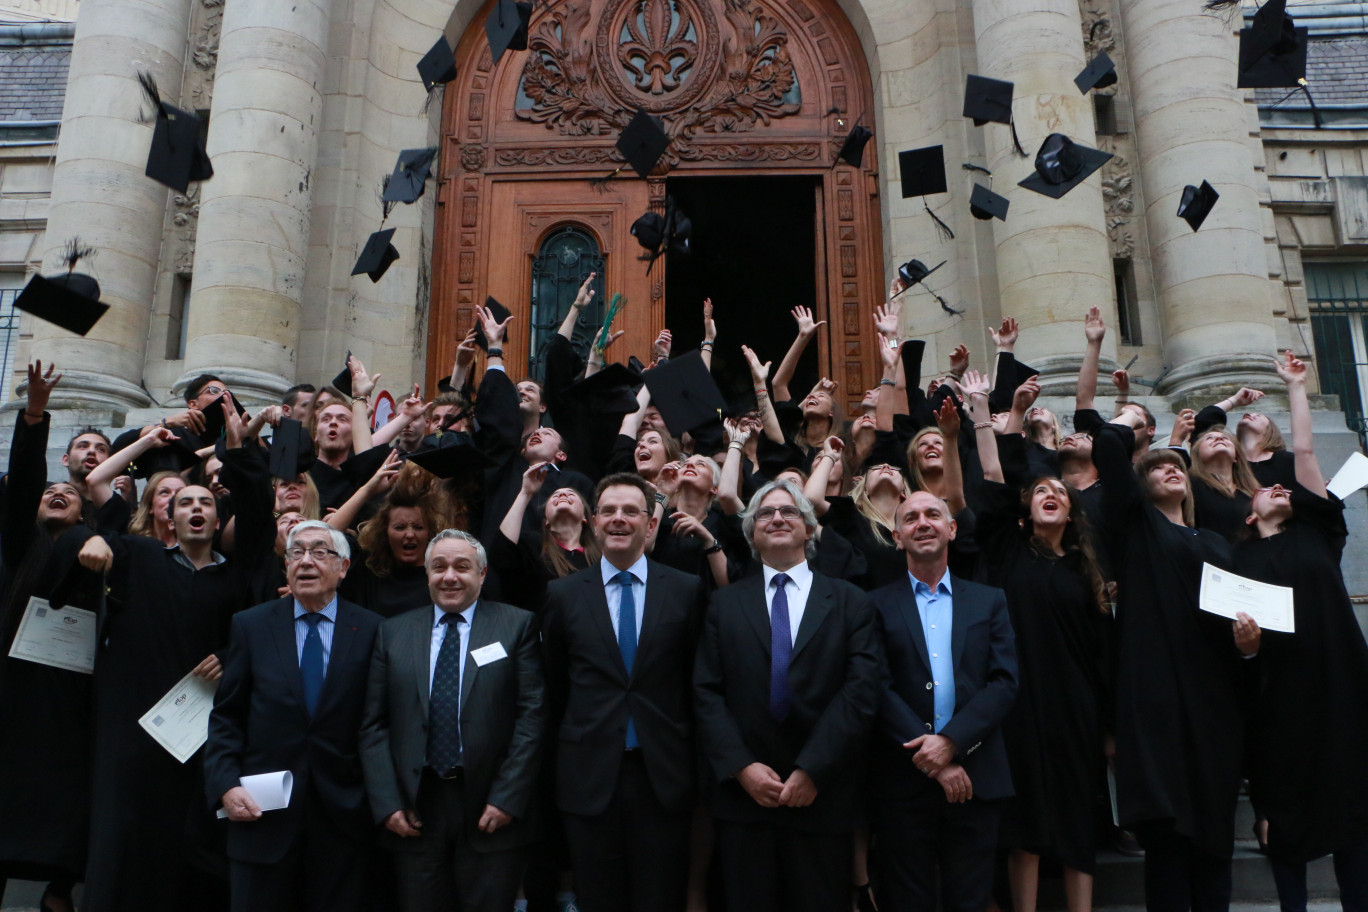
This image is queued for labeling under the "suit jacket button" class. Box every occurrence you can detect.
[924,723,933,731]
[925,682,933,690]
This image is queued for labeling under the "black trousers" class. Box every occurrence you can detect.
[1136,823,1232,912]
[713,819,851,912]
[228,791,369,912]
[392,769,526,912]
[562,751,690,912]
[871,798,999,912]
[1269,838,1368,912]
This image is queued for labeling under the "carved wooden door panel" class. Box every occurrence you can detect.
[430,0,883,413]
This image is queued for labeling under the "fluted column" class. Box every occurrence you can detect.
[1119,0,1279,394]
[175,0,332,404]
[29,0,193,408]
[971,0,1116,389]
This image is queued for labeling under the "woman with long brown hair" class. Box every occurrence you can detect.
[491,462,600,613]
[1187,425,1260,542]
[341,462,452,617]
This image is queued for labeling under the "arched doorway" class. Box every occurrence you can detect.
[430,0,883,412]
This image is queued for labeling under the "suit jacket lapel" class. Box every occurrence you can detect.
[740,575,772,659]
[410,607,433,720]
[895,575,934,671]
[271,599,309,721]
[791,569,833,660]
[633,562,669,677]
[460,604,492,712]
[317,602,357,712]
[950,576,972,668]
[588,571,630,682]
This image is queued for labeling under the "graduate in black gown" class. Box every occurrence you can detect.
[962,370,1110,912]
[1186,425,1259,544]
[488,462,595,614]
[1232,352,1368,911]
[1093,410,1252,912]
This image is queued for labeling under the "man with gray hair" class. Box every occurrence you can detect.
[694,480,882,912]
[360,529,545,912]
[205,519,384,912]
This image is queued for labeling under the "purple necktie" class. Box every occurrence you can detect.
[770,573,792,720]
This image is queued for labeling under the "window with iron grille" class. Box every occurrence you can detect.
[528,225,606,381]
[1305,262,1368,447]
[0,284,22,404]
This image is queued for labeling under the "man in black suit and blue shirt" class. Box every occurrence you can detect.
[694,480,882,912]
[359,529,544,912]
[205,520,383,912]
[869,490,1018,912]
[542,472,704,912]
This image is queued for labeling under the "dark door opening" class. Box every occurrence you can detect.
[664,175,820,405]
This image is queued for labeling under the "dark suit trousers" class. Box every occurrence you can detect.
[713,819,851,912]
[229,789,369,912]
[1135,823,1232,912]
[562,751,690,912]
[871,798,999,912]
[392,769,525,912]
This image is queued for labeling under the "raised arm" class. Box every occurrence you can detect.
[1275,350,1324,496]
[85,426,178,507]
[617,384,653,443]
[875,322,899,432]
[741,344,784,444]
[557,272,596,341]
[803,436,844,517]
[701,298,717,371]
[1076,306,1105,413]
[370,385,425,448]
[448,325,479,394]
[499,463,551,546]
[718,419,753,516]
[1004,375,1040,438]
[772,306,825,402]
[960,370,1001,483]
[328,450,401,533]
[347,354,379,453]
[934,397,967,515]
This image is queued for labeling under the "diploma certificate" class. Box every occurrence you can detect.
[7,596,96,674]
[138,670,218,763]
[216,771,294,819]
[1199,563,1295,633]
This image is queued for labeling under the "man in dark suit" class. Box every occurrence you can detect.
[694,479,882,912]
[869,490,1018,912]
[205,520,383,912]
[359,529,544,912]
[542,472,704,912]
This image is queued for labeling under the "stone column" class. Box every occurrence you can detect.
[1119,0,1279,394]
[29,0,193,408]
[175,0,332,404]
[971,0,1116,389]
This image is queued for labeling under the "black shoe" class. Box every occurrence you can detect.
[855,883,876,912]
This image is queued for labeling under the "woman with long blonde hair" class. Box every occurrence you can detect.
[492,462,600,613]
[1188,425,1259,542]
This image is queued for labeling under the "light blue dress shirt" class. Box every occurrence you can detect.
[293,598,339,671]
[911,571,955,733]
[429,602,478,695]
[601,555,648,644]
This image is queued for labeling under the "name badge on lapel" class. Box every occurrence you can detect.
[470,642,508,666]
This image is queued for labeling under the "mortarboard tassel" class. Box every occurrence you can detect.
[62,238,95,274]
[962,162,992,175]
[379,175,397,221]
[925,199,955,241]
[931,289,962,316]
[1300,79,1324,129]
[591,165,628,192]
[136,71,162,124]
[1201,0,1241,10]
[1010,120,1028,158]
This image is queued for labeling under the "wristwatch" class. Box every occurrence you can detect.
[702,541,724,555]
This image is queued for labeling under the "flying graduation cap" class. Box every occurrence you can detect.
[1177,180,1220,231]
[1075,52,1118,94]
[837,125,874,168]
[474,296,513,351]
[352,227,400,283]
[630,197,691,273]
[417,34,458,91]
[898,144,954,240]
[963,74,1027,157]
[138,72,213,193]
[1238,0,1307,88]
[14,239,109,336]
[593,108,670,188]
[892,258,961,316]
[969,182,1010,222]
[1018,133,1112,199]
[485,0,532,65]
[381,147,439,205]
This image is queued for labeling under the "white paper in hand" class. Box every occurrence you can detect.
[8,597,96,674]
[138,670,217,763]
[217,771,294,819]
[1328,451,1368,501]
[1199,563,1295,633]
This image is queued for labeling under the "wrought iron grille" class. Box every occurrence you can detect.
[529,225,606,381]
[1306,262,1368,449]
[0,288,19,404]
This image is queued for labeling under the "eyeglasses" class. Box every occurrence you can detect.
[285,546,341,562]
[755,506,802,522]
[199,386,226,399]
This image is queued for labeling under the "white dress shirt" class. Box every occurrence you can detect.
[762,561,814,646]
[429,602,478,695]
[600,555,648,645]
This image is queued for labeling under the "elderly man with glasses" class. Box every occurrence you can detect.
[205,520,383,912]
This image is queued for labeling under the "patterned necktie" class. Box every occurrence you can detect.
[427,613,466,775]
[300,612,325,717]
[770,573,792,721]
[616,570,639,749]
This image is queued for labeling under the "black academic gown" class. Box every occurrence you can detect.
[1190,477,1252,544]
[339,557,430,619]
[976,480,1109,873]
[1235,487,1368,863]
[1093,423,1243,859]
[485,527,590,617]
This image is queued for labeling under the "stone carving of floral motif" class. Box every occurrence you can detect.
[495,141,820,168]
[460,144,487,172]
[172,184,201,273]
[1081,4,1116,56]
[187,0,223,109]
[1099,139,1135,257]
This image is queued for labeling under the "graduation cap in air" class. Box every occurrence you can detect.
[641,349,726,437]
[138,72,213,194]
[989,355,1041,413]
[963,74,1027,157]
[836,124,874,169]
[1177,180,1220,232]
[631,198,691,273]
[898,144,955,240]
[969,183,1009,222]
[594,108,670,188]
[474,296,513,351]
[486,0,533,66]
[417,34,458,91]
[404,431,496,479]
[893,259,961,316]
[1018,133,1112,199]
[352,228,400,283]
[567,362,643,417]
[381,147,439,205]
[197,391,247,445]
[128,431,203,479]
[1075,52,1118,94]
[269,417,317,478]
[1238,0,1308,89]
[15,272,108,337]
[331,351,354,398]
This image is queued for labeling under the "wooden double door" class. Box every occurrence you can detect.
[430,0,885,412]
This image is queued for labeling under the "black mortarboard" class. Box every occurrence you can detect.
[269,417,316,478]
[898,145,948,198]
[969,183,1009,221]
[897,259,944,286]
[417,35,458,91]
[616,108,670,180]
[474,295,512,351]
[963,74,1014,126]
[130,432,202,479]
[332,351,354,398]
[342,443,399,486]
[641,349,726,437]
[14,272,108,336]
[1177,180,1220,232]
[404,432,496,479]
[757,439,810,478]
[1018,133,1112,199]
[139,73,213,194]
[631,211,664,252]
[837,124,874,168]
[1238,0,1308,88]
[197,392,246,444]
[989,354,1041,413]
[1075,52,1117,94]
[352,228,400,282]
[633,198,691,273]
[381,147,439,205]
[485,0,532,65]
[566,362,642,416]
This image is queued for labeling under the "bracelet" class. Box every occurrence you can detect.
[947,369,966,380]
[973,421,993,430]
[821,452,840,464]
[351,395,368,404]
[728,440,744,450]
[654,492,669,507]
[887,338,900,350]
[879,378,896,387]
[655,356,669,364]
[700,341,714,350]
[487,347,504,358]
[754,387,768,395]
[24,409,43,420]
[703,541,724,555]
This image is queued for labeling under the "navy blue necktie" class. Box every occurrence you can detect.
[427,613,466,775]
[300,612,326,717]
[615,570,639,749]
[770,573,792,721]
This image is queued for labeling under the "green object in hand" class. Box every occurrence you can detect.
[595,293,624,352]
